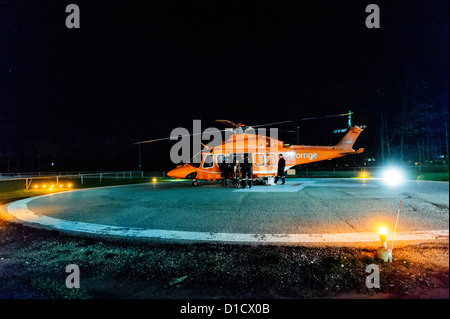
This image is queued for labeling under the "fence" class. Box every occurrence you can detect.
[0,166,448,191]
[290,165,449,179]
[0,171,168,191]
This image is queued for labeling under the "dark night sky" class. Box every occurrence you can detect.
[0,0,448,171]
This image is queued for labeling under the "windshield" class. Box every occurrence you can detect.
[188,151,202,168]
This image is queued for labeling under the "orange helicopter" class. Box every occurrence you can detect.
[135,112,364,186]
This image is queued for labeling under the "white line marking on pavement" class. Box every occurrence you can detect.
[4,197,448,244]
[233,181,378,192]
[233,182,314,192]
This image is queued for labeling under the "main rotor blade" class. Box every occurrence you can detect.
[133,112,353,144]
[132,129,232,145]
[215,119,240,128]
[251,112,353,128]
[133,132,203,145]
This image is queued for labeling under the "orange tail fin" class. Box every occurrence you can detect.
[334,126,364,152]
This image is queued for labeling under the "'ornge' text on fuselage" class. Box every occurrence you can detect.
[295,153,318,160]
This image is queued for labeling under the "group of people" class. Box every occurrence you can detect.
[218,153,286,188]
[218,154,253,188]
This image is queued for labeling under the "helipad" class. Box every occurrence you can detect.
[2,178,448,245]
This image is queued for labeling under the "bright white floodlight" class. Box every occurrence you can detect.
[383,168,404,185]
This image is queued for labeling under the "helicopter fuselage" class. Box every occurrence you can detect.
[166,126,364,181]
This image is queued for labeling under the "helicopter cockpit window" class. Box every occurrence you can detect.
[203,154,214,168]
[189,152,202,168]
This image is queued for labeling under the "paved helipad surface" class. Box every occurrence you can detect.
[2,178,449,245]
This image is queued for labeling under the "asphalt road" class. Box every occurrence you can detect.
[3,178,449,244]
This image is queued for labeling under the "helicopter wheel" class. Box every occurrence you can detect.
[192,180,199,186]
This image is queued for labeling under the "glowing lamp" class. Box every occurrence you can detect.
[68,184,72,187]
[152,178,157,182]
[383,168,403,185]
[377,225,392,262]
[34,185,38,188]
[43,185,46,188]
[379,226,387,248]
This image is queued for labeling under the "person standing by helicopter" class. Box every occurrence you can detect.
[231,157,239,186]
[218,157,229,186]
[240,154,252,188]
[274,153,286,185]
[225,154,233,183]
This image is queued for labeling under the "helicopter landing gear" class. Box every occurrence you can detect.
[192,180,199,186]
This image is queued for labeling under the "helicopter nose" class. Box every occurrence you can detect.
[167,168,180,178]
[167,165,196,179]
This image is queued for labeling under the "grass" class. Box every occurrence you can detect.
[290,171,449,181]
[0,178,170,206]
[416,173,449,182]
[30,277,92,299]
[0,189,53,205]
